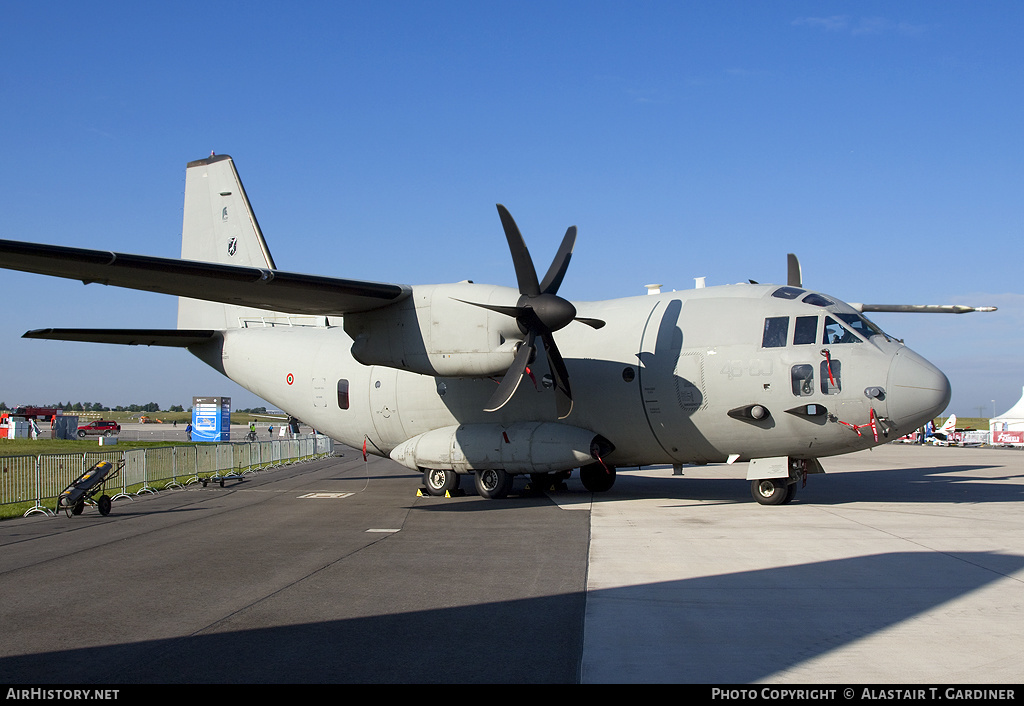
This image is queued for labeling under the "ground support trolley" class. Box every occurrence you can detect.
[56,460,123,517]
[200,472,245,488]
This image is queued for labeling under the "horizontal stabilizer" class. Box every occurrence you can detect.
[850,303,997,314]
[23,328,218,347]
[0,239,411,318]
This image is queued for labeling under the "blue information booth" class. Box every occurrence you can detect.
[191,397,231,441]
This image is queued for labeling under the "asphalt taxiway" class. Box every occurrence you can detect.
[0,443,1021,683]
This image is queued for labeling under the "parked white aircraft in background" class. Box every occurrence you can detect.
[0,155,996,503]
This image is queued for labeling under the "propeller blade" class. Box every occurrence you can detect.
[485,205,584,416]
[787,253,802,288]
[484,334,536,413]
[852,303,998,314]
[554,385,573,419]
[540,226,576,295]
[496,204,540,296]
[453,298,521,319]
[541,331,573,419]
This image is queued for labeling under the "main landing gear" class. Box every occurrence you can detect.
[420,463,620,500]
[422,468,461,497]
[421,468,516,499]
[473,468,513,499]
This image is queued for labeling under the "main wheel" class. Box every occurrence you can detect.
[751,478,790,505]
[423,468,460,496]
[474,469,512,499]
[97,495,112,516]
[580,463,616,492]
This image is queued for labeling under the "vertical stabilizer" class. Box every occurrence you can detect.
[177,154,278,329]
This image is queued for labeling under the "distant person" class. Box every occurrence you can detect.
[185,422,192,441]
[268,424,273,436]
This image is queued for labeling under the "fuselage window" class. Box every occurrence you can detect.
[762,316,789,348]
[823,316,860,344]
[337,379,350,410]
[794,316,818,345]
[820,359,841,394]
[791,364,814,396]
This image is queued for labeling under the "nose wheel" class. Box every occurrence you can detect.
[751,478,797,505]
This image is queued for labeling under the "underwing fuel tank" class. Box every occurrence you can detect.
[389,422,612,474]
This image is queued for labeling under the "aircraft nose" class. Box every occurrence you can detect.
[886,348,951,432]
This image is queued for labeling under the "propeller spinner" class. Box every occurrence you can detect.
[469,205,603,419]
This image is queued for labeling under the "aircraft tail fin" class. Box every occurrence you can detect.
[940,414,956,434]
[177,154,278,329]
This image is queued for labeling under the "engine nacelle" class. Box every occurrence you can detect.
[344,283,525,377]
[389,422,612,474]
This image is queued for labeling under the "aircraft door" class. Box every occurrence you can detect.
[638,299,714,463]
[368,366,408,450]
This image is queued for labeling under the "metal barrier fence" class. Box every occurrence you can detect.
[1,435,334,517]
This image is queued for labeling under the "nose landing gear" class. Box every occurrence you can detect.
[751,477,797,505]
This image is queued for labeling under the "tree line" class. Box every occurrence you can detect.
[0,401,186,413]
[0,402,271,414]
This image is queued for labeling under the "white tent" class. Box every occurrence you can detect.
[990,386,1024,444]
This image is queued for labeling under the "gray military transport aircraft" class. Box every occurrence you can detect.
[0,155,996,504]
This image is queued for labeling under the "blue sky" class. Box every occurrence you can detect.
[1,2,1021,418]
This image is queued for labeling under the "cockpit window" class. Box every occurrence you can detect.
[802,293,834,307]
[837,312,889,340]
[772,287,805,300]
[762,316,789,348]
[793,316,817,345]
[823,316,861,344]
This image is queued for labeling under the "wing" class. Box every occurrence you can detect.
[22,328,218,347]
[851,304,997,314]
[0,239,411,318]
[784,254,996,315]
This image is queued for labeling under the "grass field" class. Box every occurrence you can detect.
[0,438,214,456]
[942,416,987,430]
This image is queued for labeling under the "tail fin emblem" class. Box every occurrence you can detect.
[227,238,237,256]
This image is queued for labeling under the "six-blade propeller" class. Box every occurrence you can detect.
[468,204,603,419]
